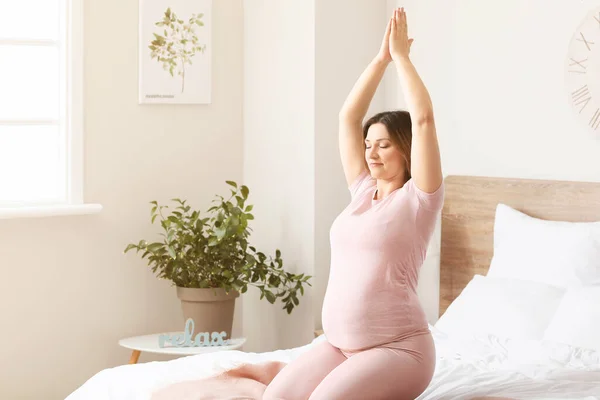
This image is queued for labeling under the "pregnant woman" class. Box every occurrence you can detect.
[264,7,444,400]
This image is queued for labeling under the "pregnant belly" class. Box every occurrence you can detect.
[321,282,424,351]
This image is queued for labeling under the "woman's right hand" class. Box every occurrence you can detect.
[376,16,393,64]
[340,14,393,187]
[390,7,413,62]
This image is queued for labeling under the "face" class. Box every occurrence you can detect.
[365,123,406,180]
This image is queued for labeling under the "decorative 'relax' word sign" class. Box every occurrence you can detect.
[158,318,230,348]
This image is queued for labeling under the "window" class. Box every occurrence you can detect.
[0,0,98,217]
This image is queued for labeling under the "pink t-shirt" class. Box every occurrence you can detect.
[321,170,444,351]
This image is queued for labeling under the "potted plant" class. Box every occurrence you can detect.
[124,181,312,339]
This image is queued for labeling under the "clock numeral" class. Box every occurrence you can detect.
[572,85,591,113]
[590,109,600,130]
[568,57,588,74]
[576,32,595,51]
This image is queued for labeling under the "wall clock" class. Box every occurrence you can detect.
[566,6,600,134]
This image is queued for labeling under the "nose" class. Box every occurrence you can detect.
[368,147,379,160]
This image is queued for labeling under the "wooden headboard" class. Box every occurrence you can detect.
[439,175,600,317]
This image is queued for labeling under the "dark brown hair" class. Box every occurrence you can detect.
[363,110,412,182]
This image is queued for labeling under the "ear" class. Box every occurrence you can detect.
[408,38,414,49]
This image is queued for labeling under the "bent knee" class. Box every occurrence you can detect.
[263,380,309,400]
[262,386,289,400]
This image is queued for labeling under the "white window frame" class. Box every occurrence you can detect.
[0,0,102,219]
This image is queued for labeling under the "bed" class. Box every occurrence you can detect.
[66,175,600,400]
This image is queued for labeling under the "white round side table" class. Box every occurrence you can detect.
[118,333,247,364]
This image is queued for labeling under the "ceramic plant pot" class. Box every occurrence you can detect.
[176,287,240,339]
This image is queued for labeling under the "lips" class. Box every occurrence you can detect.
[369,162,383,167]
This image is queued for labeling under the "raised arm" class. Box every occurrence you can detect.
[338,19,393,187]
[390,7,443,193]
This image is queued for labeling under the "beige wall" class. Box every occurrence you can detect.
[387,0,600,322]
[0,0,244,399]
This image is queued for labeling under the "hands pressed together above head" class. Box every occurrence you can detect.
[377,7,414,64]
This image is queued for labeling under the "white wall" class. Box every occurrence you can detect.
[0,1,244,399]
[387,0,600,322]
[242,0,388,351]
[314,0,389,332]
[242,0,316,352]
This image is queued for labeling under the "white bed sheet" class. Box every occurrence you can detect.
[67,328,600,400]
[421,327,600,400]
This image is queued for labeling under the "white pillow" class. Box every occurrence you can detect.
[434,274,565,340]
[486,203,600,289]
[543,285,600,351]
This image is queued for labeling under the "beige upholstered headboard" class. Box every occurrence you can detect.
[439,175,600,318]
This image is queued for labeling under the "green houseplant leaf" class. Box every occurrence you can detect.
[124,180,312,314]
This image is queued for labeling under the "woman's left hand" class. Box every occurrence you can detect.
[390,7,413,61]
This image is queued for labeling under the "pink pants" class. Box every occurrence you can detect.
[263,333,436,400]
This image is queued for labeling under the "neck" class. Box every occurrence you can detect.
[374,178,406,200]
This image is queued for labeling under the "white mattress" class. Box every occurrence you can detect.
[66,327,600,400]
